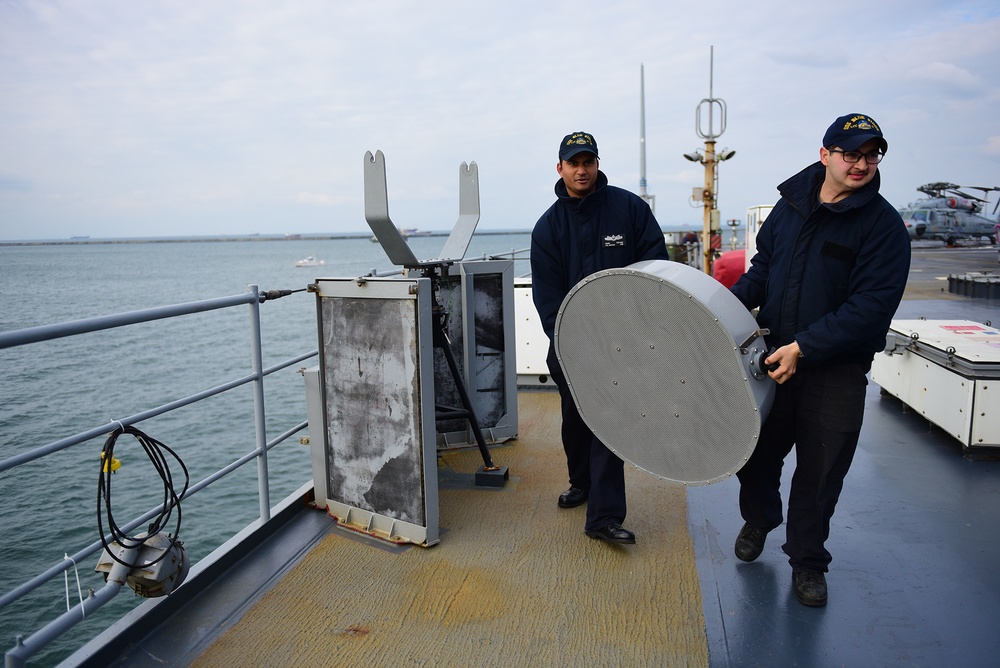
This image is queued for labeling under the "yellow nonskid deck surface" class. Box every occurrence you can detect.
[193,391,708,667]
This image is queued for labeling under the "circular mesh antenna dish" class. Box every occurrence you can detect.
[554,260,774,485]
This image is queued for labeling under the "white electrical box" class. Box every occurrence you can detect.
[514,276,553,387]
[871,319,1000,453]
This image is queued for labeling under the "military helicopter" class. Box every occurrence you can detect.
[898,182,999,245]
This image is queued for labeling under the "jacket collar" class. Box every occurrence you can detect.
[554,170,609,202]
[779,161,881,217]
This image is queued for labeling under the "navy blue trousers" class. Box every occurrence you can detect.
[547,347,626,532]
[736,363,868,572]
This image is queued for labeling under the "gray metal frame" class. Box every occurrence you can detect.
[312,277,440,546]
[432,259,519,449]
[363,149,479,267]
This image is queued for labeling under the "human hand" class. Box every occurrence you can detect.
[765,342,801,384]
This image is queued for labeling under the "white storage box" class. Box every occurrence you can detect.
[871,319,1000,453]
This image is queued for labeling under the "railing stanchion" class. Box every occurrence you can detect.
[248,285,271,522]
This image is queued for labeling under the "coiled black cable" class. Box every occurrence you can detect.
[97,425,190,567]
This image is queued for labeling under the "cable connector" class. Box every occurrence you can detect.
[259,288,306,302]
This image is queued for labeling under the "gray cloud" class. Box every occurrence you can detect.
[2,0,999,240]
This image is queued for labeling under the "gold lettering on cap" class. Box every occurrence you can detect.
[843,115,880,132]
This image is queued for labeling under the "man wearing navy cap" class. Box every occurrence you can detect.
[531,132,669,544]
[729,114,910,605]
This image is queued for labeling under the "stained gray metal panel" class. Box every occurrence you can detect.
[459,260,517,441]
[313,277,438,545]
[434,260,518,448]
[554,259,773,485]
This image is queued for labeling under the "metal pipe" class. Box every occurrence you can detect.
[639,64,649,205]
[703,140,716,274]
[0,292,256,349]
[0,344,316,473]
[4,545,138,668]
[248,285,271,522]
[0,372,255,473]
[4,582,123,668]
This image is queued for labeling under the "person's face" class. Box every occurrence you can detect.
[557,152,599,198]
[820,138,880,200]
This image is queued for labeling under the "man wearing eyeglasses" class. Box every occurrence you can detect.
[728,114,911,606]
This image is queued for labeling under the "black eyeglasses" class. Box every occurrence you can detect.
[828,149,884,164]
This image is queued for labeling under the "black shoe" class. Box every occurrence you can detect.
[585,523,635,544]
[558,487,588,508]
[734,522,768,562]
[792,570,828,607]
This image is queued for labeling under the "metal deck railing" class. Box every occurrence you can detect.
[0,246,532,667]
[0,285,317,668]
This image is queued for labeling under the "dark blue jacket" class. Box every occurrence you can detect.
[731,162,910,367]
[531,171,669,340]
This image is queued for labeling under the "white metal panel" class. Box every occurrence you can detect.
[871,351,976,445]
[972,380,999,448]
[888,319,1000,367]
[313,277,419,300]
[513,277,553,385]
[744,204,772,272]
[873,318,1000,451]
[302,366,327,505]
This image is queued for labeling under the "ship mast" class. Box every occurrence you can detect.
[683,46,735,274]
[639,64,654,213]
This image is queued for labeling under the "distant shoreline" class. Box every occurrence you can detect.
[0,229,532,247]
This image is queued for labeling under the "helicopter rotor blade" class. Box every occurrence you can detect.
[953,190,987,203]
[962,186,1000,215]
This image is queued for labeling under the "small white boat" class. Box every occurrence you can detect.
[294,256,324,267]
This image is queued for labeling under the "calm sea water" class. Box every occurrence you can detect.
[0,233,531,666]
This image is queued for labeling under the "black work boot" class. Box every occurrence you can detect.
[792,570,828,607]
[734,522,768,562]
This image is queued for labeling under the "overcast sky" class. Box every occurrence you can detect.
[1,1,998,241]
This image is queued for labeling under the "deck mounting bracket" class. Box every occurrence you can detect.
[363,149,480,268]
[361,150,508,488]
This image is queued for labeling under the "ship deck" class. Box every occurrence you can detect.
[80,244,1000,668]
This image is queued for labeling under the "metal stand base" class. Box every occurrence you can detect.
[475,465,510,487]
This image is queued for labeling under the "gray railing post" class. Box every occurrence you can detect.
[248,285,271,521]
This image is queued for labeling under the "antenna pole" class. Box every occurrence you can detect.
[639,64,654,213]
[694,46,728,275]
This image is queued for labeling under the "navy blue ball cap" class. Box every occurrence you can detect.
[559,132,599,160]
[823,114,888,153]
